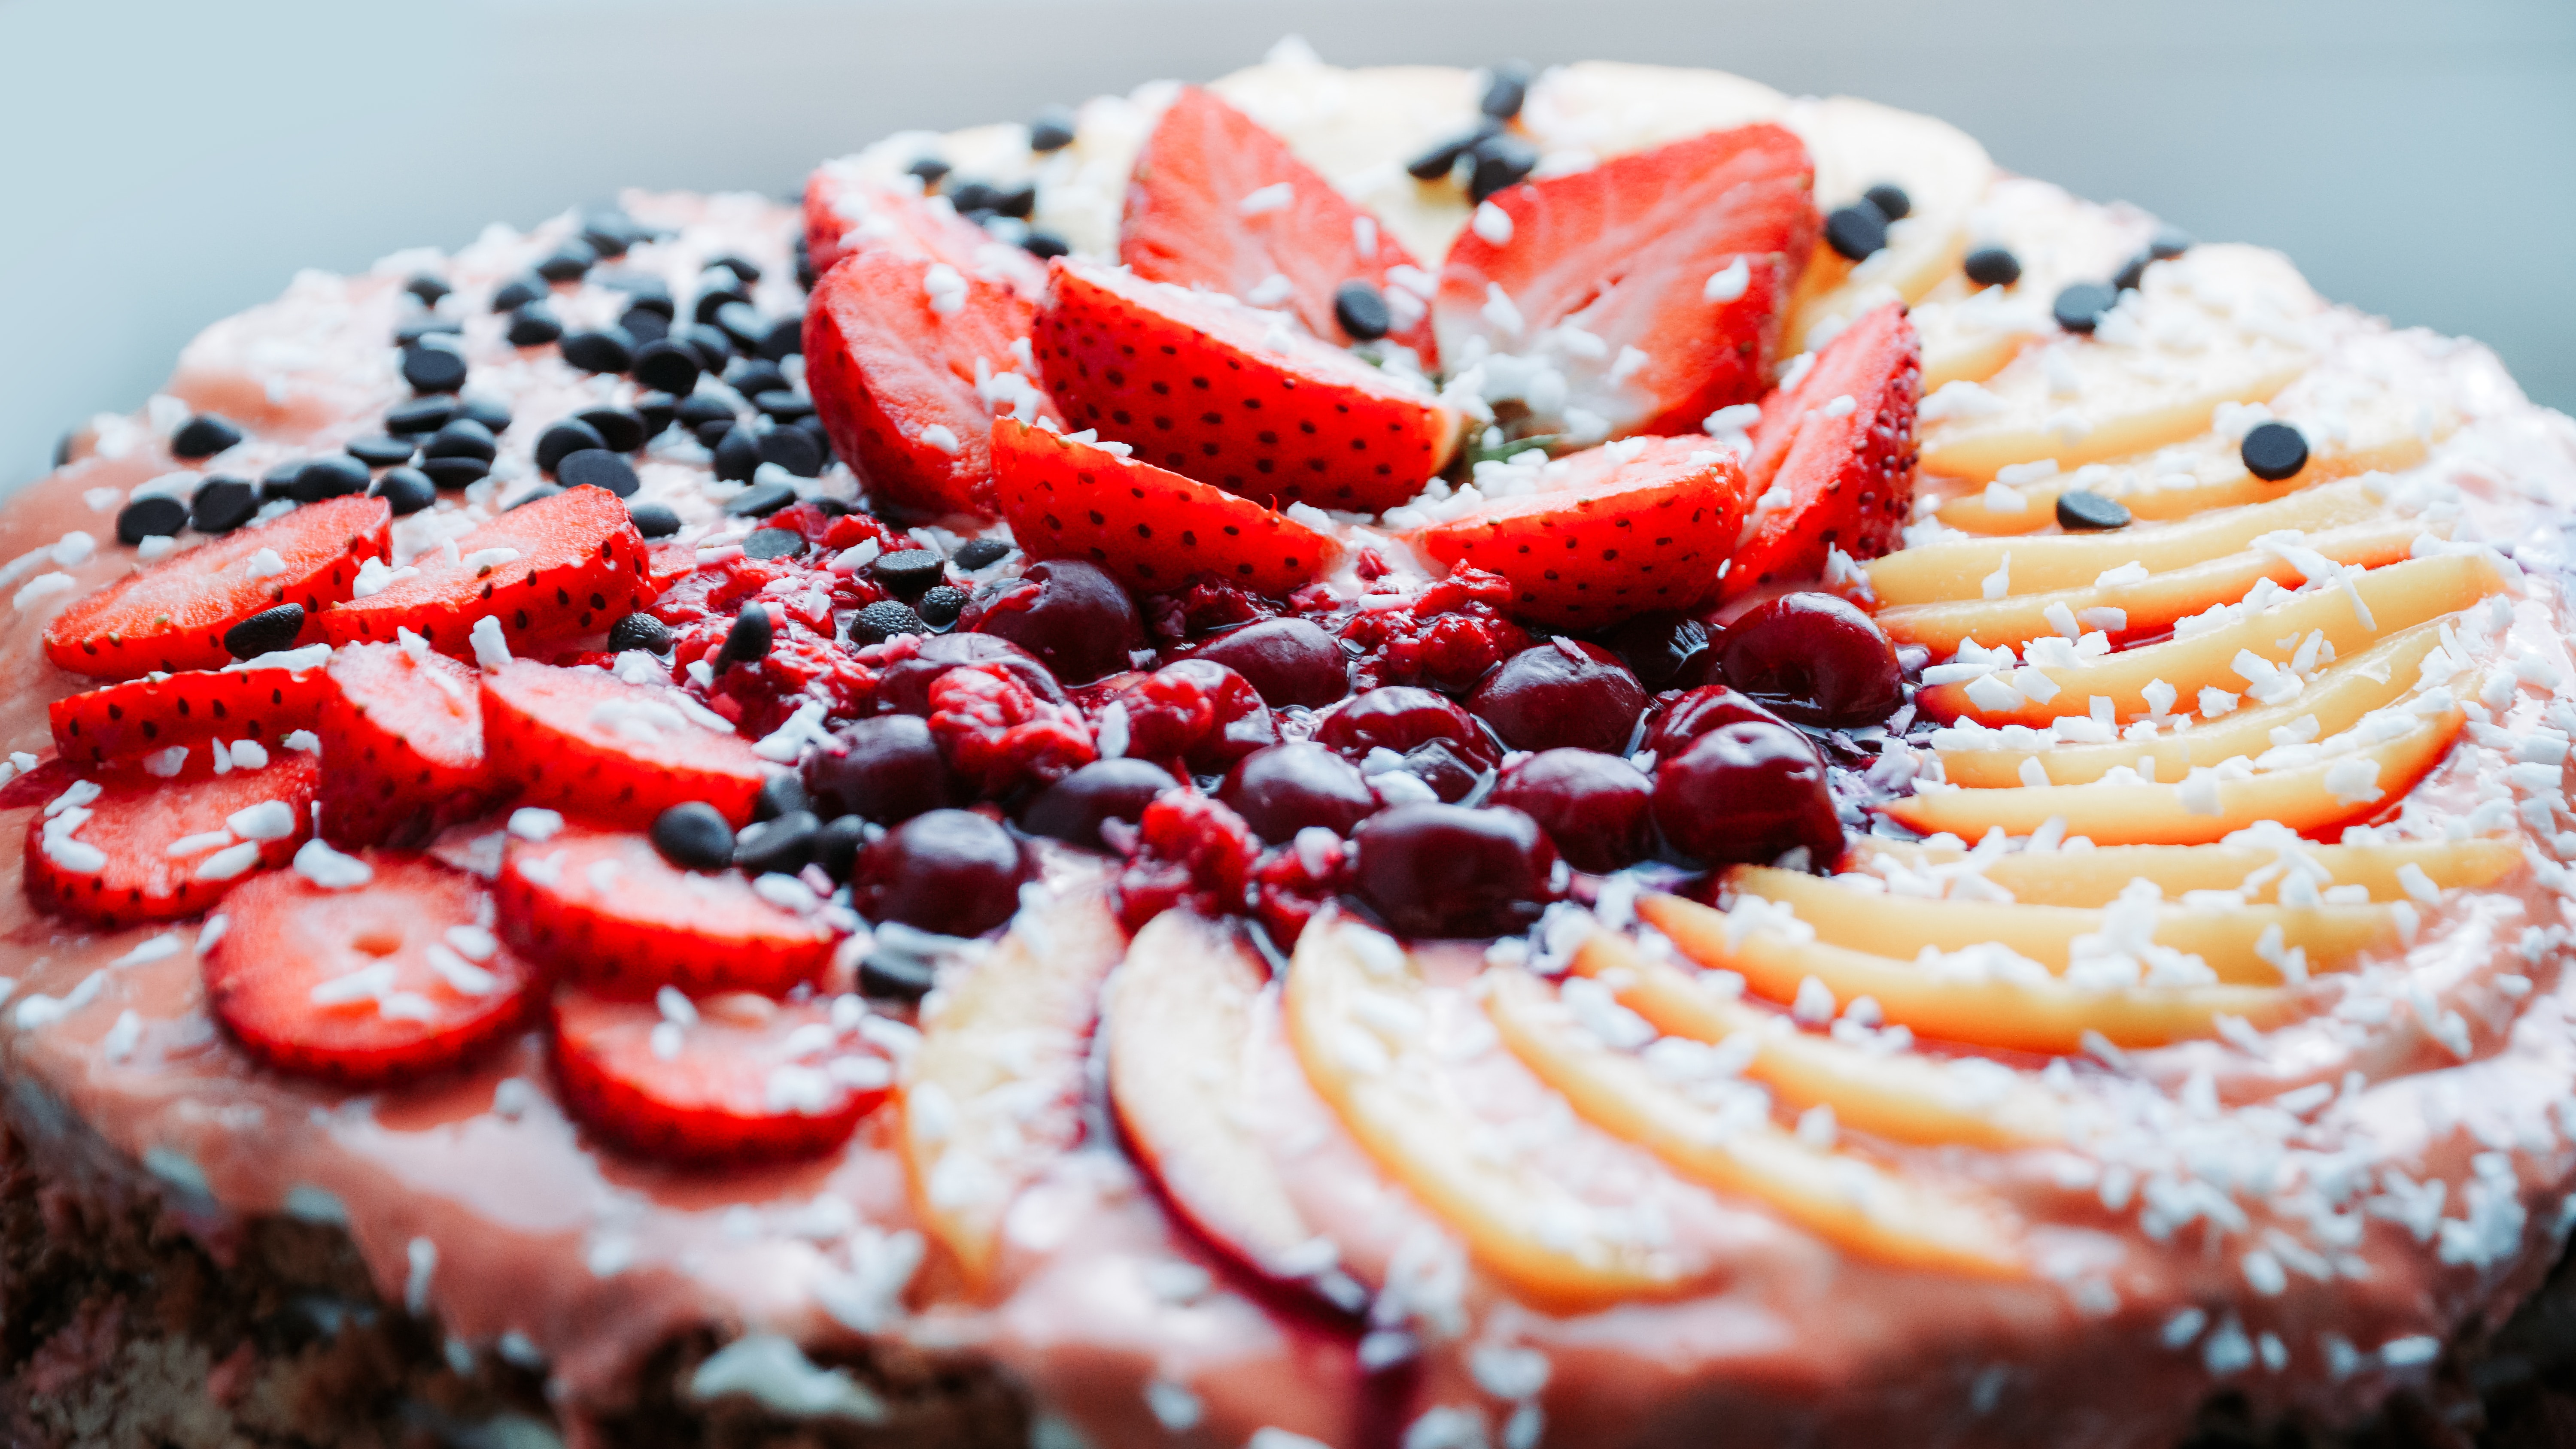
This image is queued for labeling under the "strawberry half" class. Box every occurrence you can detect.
[1434,124,1818,440]
[1725,302,1922,599]
[50,661,331,768]
[24,753,319,928]
[479,659,770,828]
[1122,86,1439,365]
[496,826,833,997]
[802,164,1045,295]
[1035,258,1461,513]
[805,248,1058,522]
[316,486,654,657]
[46,495,390,679]
[990,417,1334,595]
[1407,437,1751,628]
[550,984,889,1164]
[317,641,493,848]
[204,853,536,1086]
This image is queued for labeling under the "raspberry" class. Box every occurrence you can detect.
[1252,828,1346,950]
[1112,669,1218,762]
[1112,791,1258,932]
[1338,565,1532,693]
[1145,580,1278,646]
[928,663,1097,797]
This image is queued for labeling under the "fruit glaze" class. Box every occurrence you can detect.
[6,47,2576,1449]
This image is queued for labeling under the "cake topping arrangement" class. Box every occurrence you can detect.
[2,48,2573,1449]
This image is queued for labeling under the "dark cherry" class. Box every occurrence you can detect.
[1389,740,1486,804]
[1019,758,1177,851]
[1491,749,1655,873]
[1712,592,1904,727]
[1639,685,1794,764]
[1597,611,1711,690]
[1467,640,1647,755]
[1216,743,1378,845]
[964,559,1143,685]
[870,633,1065,717]
[1112,659,1277,773]
[1313,686,1498,769]
[1188,616,1350,708]
[1652,722,1842,868]
[1350,803,1560,938]
[858,809,1028,938]
[802,715,957,823]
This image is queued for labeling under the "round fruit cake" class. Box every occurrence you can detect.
[3,43,2574,1449]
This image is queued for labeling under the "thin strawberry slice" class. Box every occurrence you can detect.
[46,495,390,679]
[496,826,832,996]
[204,853,536,1086]
[479,659,770,827]
[1407,437,1751,628]
[1122,86,1439,365]
[802,163,1046,295]
[1725,302,1922,599]
[1035,258,1462,513]
[24,753,319,928]
[805,248,1059,522]
[316,486,654,656]
[317,641,493,848]
[991,417,1335,595]
[1434,124,1818,440]
[49,661,331,768]
[550,983,889,1164]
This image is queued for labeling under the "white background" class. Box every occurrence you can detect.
[0,0,2567,495]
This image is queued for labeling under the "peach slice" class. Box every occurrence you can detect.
[1883,701,2467,847]
[899,885,1126,1285]
[1285,916,1702,1310]
[1915,555,2500,727]
[1870,479,2385,606]
[1568,930,2064,1147]
[1934,621,2444,787]
[1483,965,2029,1278]
[1636,892,2295,1053]
[1914,244,2321,482]
[1106,910,1318,1281]
[1878,515,2428,654]
[1856,837,2524,908]
[1725,865,2394,985]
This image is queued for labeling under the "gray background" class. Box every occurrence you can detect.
[0,0,2568,497]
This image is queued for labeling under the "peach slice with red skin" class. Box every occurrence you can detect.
[1854,837,2525,908]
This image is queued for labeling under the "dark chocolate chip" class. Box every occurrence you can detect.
[858,946,937,1001]
[743,527,805,561]
[627,501,682,538]
[422,418,498,462]
[631,338,703,395]
[534,240,597,282]
[383,397,459,436]
[713,302,770,350]
[558,328,635,375]
[813,815,868,881]
[419,456,491,491]
[755,770,810,823]
[719,603,774,666]
[536,420,608,475]
[115,496,188,545]
[2240,421,2310,482]
[1467,132,1539,202]
[752,390,815,423]
[401,343,469,395]
[726,360,789,397]
[756,317,805,363]
[714,427,763,482]
[905,157,951,188]
[574,406,648,454]
[506,304,564,347]
[914,584,967,629]
[372,467,437,516]
[758,426,824,479]
[1022,230,1072,260]
[489,276,547,313]
[1479,62,1531,120]
[734,810,820,876]
[396,318,464,346]
[953,537,1013,570]
[403,274,452,306]
[1824,203,1890,262]
[344,435,416,468]
[1863,182,1913,221]
[188,478,258,535]
[557,449,640,497]
[632,392,680,438]
[2054,489,2132,531]
[620,306,672,344]
[723,479,797,517]
[2052,281,2120,334]
[870,548,944,600]
[1407,121,1501,182]
[170,414,244,461]
[649,801,735,870]
[458,397,512,434]
[692,280,752,325]
[607,611,672,653]
[292,456,371,502]
[707,254,763,285]
[1962,246,2022,288]
[1028,106,1078,152]
[223,603,305,660]
[260,461,305,500]
[1333,280,1391,342]
[846,599,929,644]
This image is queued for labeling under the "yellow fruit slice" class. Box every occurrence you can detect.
[1636,892,2294,1053]
[1915,555,2501,727]
[1484,965,2029,1279]
[1568,931,2063,1147]
[1914,244,2322,482]
[1778,95,1994,354]
[899,887,1127,1285]
[1725,865,2393,985]
[1883,701,2467,846]
[1855,838,2524,908]
[1933,620,2445,787]
[1286,916,1708,1310]
[1871,479,2388,606]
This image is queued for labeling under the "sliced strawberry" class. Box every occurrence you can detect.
[316,486,654,657]
[204,853,536,1086]
[1121,86,1439,365]
[1434,124,1818,440]
[24,753,319,928]
[990,418,1335,595]
[550,983,888,1164]
[802,163,1045,295]
[1406,437,1751,628]
[1035,258,1461,513]
[45,496,390,679]
[805,248,1058,522]
[49,662,330,768]
[1725,302,1922,599]
[316,641,493,848]
[479,659,770,827]
[496,826,832,997]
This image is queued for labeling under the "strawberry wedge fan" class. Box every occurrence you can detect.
[8,52,2569,1449]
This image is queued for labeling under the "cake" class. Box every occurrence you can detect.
[5,41,2576,1449]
